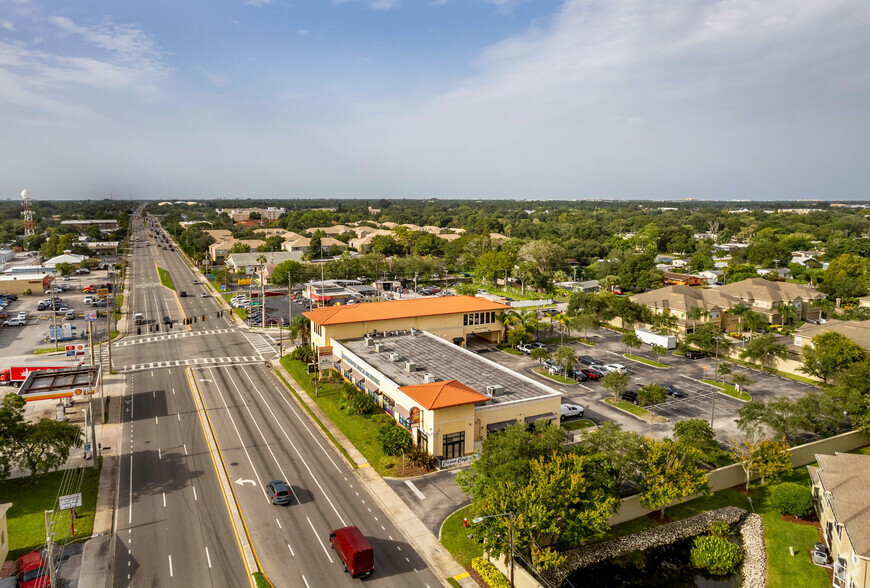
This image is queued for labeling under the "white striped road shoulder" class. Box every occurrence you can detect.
[242,332,277,359]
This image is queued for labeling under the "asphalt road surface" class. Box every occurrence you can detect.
[112,216,439,587]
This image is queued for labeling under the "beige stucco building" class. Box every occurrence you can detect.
[305,295,510,349]
[330,330,562,460]
[809,453,870,588]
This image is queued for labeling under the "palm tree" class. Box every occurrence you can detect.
[554,312,571,345]
[687,306,708,334]
[743,311,765,341]
[777,302,797,326]
[728,302,750,338]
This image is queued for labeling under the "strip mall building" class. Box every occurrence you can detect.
[304,297,562,461]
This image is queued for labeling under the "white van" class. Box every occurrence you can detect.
[134,313,144,325]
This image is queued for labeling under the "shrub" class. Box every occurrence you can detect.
[371,413,395,427]
[709,521,731,539]
[691,535,743,575]
[471,558,511,588]
[340,391,376,416]
[288,344,314,363]
[407,447,436,471]
[771,482,814,518]
[378,423,411,456]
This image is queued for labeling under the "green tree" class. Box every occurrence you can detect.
[230,241,252,254]
[553,345,576,373]
[651,312,679,336]
[571,312,598,341]
[739,333,788,372]
[0,394,81,480]
[580,422,647,486]
[80,258,100,270]
[687,306,707,333]
[799,331,868,384]
[637,384,668,407]
[673,418,730,468]
[724,264,760,284]
[716,362,732,384]
[54,262,76,277]
[412,233,444,257]
[602,371,630,398]
[530,347,551,366]
[370,235,403,256]
[307,231,324,259]
[820,254,868,299]
[475,250,513,284]
[622,332,642,356]
[685,323,731,358]
[639,438,709,518]
[650,344,669,364]
[730,437,791,491]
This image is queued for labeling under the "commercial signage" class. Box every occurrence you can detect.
[65,343,86,356]
[238,279,252,286]
[59,493,82,510]
[84,310,97,321]
[97,288,109,297]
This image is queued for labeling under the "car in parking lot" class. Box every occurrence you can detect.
[578,355,597,365]
[518,342,546,354]
[604,363,627,374]
[64,310,76,320]
[2,318,25,327]
[589,364,610,375]
[74,268,91,275]
[542,359,562,373]
[580,368,604,380]
[560,403,585,419]
[18,311,27,321]
[566,367,588,382]
[685,350,708,359]
[266,480,292,505]
[662,384,687,398]
[17,548,51,588]
[620,390,638,403]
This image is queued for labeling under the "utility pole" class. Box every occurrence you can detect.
[89,387,97,468]
[88,321,94,366]
[45,510,57,588]
[51,294,59,351]
[108,268,115,372]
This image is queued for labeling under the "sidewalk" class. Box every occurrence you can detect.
[270,360,478,588]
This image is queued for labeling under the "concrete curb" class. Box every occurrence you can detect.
[270,360,477,587]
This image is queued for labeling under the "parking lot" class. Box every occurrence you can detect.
[0,269,116,357]
[476,327,820,441]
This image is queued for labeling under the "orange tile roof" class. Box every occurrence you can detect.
[303,295,510,326]
[398,380,490,410]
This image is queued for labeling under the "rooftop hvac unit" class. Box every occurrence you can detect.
[423,373,437,383]
[389,352,401,362]
[405,361,416,372]
[374,343,384,353]
[486,385,505,397]
[365,337,374,347]
[410,328,418,336]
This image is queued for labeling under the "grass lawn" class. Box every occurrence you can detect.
[604,398,667,423]
[664,467,829,588]
[33,347,63,355]
[252,572,271,588]
[623,353,670,368]
[440,506,483,566]
[700,379,752,401]
[576,338,595,346]
[723,355,820,386]
[1,462,102,559]
[533,367,577,385]
[562,419,596,432]
[280,357,407,477]
[157,267,174,290]
[497,345,522,355]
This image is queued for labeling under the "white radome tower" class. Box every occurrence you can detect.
[21,189,34,237]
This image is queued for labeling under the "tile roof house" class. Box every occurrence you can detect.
[808,453,870,588]
[282,236,346,253]
[631,285,738,333]
[208,239,265,263]
[793,319,870,353]
[718,278,826,322]
[663,271,706,286]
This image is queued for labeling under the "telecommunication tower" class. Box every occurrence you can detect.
[21,189,34,237]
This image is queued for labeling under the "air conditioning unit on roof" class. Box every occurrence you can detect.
[486,385,505,396]
[423,373,436,383]
[389,352,401,362]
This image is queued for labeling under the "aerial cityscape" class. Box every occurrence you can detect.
[1,1,869,588]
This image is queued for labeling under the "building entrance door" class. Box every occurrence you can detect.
[442,431,464,460]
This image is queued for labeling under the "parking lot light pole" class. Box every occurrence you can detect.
[472,512,515,587]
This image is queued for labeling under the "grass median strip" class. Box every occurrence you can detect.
[1,462,101,559]
[700,379,752,401]
[604,397,667,423]
[157,267,174,290]
[533,367,577,385]
[562,419,596,432]
[623,353,670,368]
[440,506,483,566]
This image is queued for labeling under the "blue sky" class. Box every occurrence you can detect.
[1,0,868,200]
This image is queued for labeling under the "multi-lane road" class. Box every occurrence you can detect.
[111,217,440,587]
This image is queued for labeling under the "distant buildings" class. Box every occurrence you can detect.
[216,207,286,222]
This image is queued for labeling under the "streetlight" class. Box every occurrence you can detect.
[472,512,515,587]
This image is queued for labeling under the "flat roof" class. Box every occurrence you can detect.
[18,365,100,401]
[340,331,561,406]
[305,295,510,326]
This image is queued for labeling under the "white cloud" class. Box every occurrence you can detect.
[1,19,16,32]
[369,0,399,10]
[297,29,309,36]
[198,67,230,87]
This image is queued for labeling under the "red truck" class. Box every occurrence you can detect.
[1,363,72,387]
[329,526,374,578]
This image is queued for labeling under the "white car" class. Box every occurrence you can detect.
[604,363,628,374]
[589,364,611,374]
[560,404,585,419]
[17,312,27,321]
[2,318,25,327]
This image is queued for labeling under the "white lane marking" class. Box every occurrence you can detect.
[578,383,593,391]
[276,518,282,529]
[172,387,175,395]
[307,517,333,563]
[162,492,166,507]
[193,486,197,501]
[152,390,155,398]
[205,547,212,568]
[302,576,310,588]
[155,416,158,425]
[239,367,348,525]
[381,526,385,530]
[177,412,180,421]
[270,380,344,474]
[128,453,133,525]
[151,370,154,376]
[287,543,295,557]
[168,555,173,577]
[183,444,188,455]
[404,480,426,500]
[158,448,162,460]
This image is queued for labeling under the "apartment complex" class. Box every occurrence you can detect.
[808,453,870,588]
[216,207,286,222]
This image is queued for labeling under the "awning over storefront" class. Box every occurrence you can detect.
[362,380,378,393]
[486,419,518,432]
[526,412,556,423]
[393,404,411,419]
[350,370,364,382]
[334,360,346,372]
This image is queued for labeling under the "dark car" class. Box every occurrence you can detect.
[581,368,603,380]
[163,316,172,324]
[567,368,589,382]
[620,390,639,403]
[180,291,187,298]
[804,318,820,325]
[685,350,707,359]
[578,355,597,366]
[266,480,292,505]
[662,384,687,398]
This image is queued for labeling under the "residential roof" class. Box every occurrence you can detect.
[718,277,826,303]
[631,284,738,313]
[794,319,870,352]
[304,295,510,326]
[810,453,870,557]
[398,379,490,410]
[226,251,305,266]
[204,229,233,241]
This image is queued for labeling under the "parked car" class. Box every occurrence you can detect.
[266,480,292,505]
[83,296,94,305]
[804,318,820,325]
[620,390,639,403]
[329,526,374,578]
[200,292,209,298]
[64,310,76,320]
[542,359,562,373]
[578,355,597,366]
[17,548,50,588]
[581,368,604,380]
[566,367,589,382]
[18,311,27,321]
[662,384,687,398]
[685,350,708,359]
[560,403,585,419]
[589,364,610,374]
[604,363,627,374]
[75,268,91,275]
